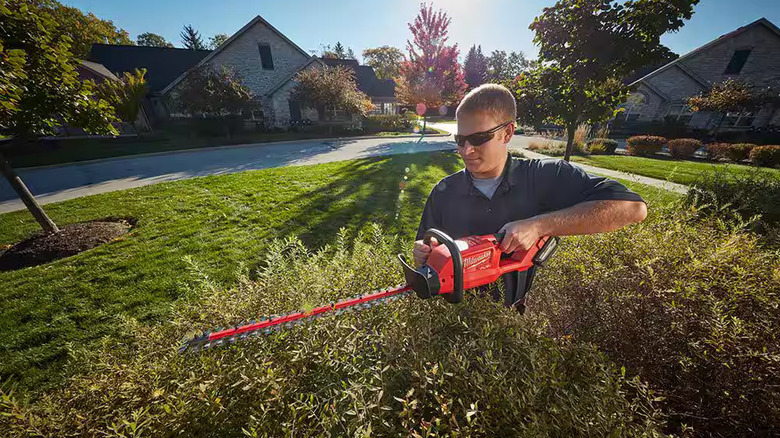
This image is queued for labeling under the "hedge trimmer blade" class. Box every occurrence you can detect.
[178,284,413,353]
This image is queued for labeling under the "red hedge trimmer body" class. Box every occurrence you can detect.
[179,229,558,353]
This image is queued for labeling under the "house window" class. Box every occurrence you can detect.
[616,92,646,122]
[258,43,274,70]
[724,49,751,75]
[722,111,755,128]
[664,104,694,125]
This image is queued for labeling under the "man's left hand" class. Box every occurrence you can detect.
[498,219,544,254]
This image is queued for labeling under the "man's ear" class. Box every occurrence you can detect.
[503,122,516,143]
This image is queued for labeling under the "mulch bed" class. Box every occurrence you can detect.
[0,218,134,271]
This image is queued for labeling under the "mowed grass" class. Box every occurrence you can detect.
[0,151,677,393]
[570,154,780,186]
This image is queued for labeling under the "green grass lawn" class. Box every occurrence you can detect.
[0,151,678,393]
[570,154,780,185]
[4,127,448,169]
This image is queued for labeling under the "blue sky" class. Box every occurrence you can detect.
[64,0,780,61]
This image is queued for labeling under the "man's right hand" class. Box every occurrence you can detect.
[412,237,438,267]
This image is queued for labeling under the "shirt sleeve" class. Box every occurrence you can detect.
[416,186,442,240]
[534,159,645,212]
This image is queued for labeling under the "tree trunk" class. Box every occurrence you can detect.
[422,116,427,135]
[564,122,577,162]
[0,150,59,233]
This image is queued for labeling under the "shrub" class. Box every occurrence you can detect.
[528,139,587,157]
[587,138,619,155]
[508,149,525,159]
[529,207,780,436]
[626,135,666,156]
[686,167,780,233]
[666,138,702,158]
[364,114,410,132]
[0,226,664,437]
[750,145,780,167]
[707,143,755,162]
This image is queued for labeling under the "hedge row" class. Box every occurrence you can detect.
[625,136,780,167]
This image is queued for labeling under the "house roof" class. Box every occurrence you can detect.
[631,17,780,87]
[78,60,119,81]
[321,58,396,98]
[88,44,211,93]
[266,57,397,99]
[161,15,311,94]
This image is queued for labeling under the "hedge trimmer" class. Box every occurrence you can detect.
[178,229,559,353]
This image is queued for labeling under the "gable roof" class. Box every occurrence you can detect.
[631,17,780,87]
[266,57,397,99]
[77,60,119,81]
[161,15,311,94]
[88,44,211,93]
[321,58,396,98]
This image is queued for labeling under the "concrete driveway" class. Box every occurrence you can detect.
[0,135,456,213]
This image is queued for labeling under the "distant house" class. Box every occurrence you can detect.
[157,15,397,128]
[619,17,780,132]
[89,44,211,128]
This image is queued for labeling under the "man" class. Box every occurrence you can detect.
[413,84,647,311]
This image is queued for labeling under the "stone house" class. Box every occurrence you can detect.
[619,17,780,132]
[159,15,397,128]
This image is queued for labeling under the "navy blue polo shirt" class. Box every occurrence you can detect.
[415,154,645,306]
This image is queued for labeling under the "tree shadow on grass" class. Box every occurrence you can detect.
[255,150,463,254]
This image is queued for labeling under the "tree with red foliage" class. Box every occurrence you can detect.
[395,3,466,129]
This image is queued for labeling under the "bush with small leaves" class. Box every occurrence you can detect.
[0,226,664,437]
[626,136,666,156]
[707,143,755,162]
[667,138,702,158]
[587,138,619,155]
[529,205,780,436]
[749,145,780,167]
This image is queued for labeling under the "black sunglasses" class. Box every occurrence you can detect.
[454,121,512,148]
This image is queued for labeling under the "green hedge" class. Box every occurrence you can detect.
[626,135,666,156]
[750,145,780,167]
[667,138,702,158]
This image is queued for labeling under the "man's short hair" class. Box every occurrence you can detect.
[456,83,517,123]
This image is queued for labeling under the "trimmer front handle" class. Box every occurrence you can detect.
[398,229,559,303]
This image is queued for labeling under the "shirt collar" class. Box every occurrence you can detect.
[462,153,516,196]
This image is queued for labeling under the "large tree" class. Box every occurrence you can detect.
[180,25,206,50]
[42,1,133,58]
[208,33,229,50]
[291,65,372,133]
[688,79,778,137]
[0,0,118,233]
[137,32,173,48]
[463,45,488,90]
[486,50,529,83]
[510,64,626,160]
[526,0,699,161]
[395,3,467,127]
[320,42,356,60]
[95,68,149,133]
[362,46,404,80]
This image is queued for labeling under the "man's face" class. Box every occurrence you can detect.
[456,112,514,179]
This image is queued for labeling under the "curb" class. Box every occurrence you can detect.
[14,132,452,171]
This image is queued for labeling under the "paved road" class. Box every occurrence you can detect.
[429,122,688,195]
[0,135,455,213]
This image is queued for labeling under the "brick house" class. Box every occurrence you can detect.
[159,15,397,128]
[618,17,780,132]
